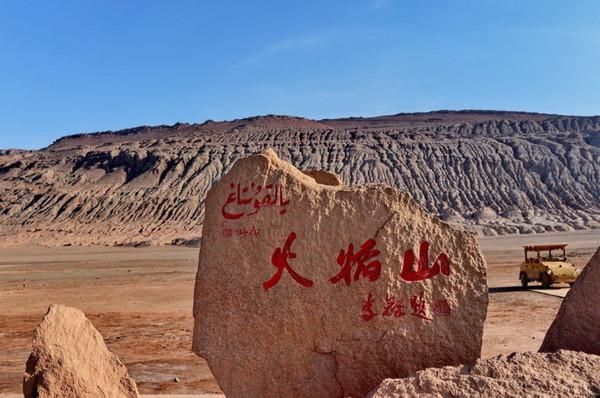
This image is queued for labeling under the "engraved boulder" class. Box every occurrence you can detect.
[192,149,488,397]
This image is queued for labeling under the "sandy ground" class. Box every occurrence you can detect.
[0,230,598,394]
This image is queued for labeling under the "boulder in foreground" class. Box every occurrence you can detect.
[23,304,139,398]
[369,350,600,398]
[540,247,600,355]
[193,149,488,397]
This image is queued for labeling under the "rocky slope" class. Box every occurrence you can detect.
[1,111,599,247]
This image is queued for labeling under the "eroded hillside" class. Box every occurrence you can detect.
[1,111,599,247]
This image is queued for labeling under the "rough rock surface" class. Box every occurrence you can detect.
[368,350,600,398]
[1,111,599,247]
[23,304,139,398]
[302,169,343,186]
[192,150,488,397]
[539,247,600,354]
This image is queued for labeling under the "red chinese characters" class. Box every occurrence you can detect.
[400,241,450,282]
[261,235,452,302]
[330,239,381,286]
[382,295,405,318]
[360,291,448,322]
[263,232,313,291]
[361,293,377,321]
[410,291,432,320]
[222,182,289,220]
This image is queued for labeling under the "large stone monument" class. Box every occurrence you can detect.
[192,149,488,397]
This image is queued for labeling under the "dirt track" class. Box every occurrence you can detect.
[0,230,598,394]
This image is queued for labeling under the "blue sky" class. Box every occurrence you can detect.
[1,0,599,149]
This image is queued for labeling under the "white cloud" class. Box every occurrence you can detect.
[233,30,339,70]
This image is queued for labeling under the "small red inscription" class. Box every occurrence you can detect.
[433,299,452,316]
[410,291,432,320]
[361,292,446,322]
[382,295,406,318]
[236,226,259,238]
[223,226,259,238]
[263,232,314,291]
[222,182,289,220]
[361,293,378,321]
[330,239,381,286]
[400,241,450,282]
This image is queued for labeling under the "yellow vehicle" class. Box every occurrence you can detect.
[519,244,579,288]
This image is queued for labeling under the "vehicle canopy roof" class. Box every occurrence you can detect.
[523,244,567,251]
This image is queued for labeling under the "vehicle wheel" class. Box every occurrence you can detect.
[540,273,552,288]
[519,272,529,288]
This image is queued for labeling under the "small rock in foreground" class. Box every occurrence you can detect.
[23,304,139,398]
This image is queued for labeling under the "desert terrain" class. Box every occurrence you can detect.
[0,229,597,395]
[1,110,598,394]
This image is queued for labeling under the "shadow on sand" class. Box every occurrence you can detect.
[489,286,568,297]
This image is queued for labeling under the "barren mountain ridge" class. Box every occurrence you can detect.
[1,110,599,247]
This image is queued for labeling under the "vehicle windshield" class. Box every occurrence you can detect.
[525,247,567,262]
[541,248,566,262]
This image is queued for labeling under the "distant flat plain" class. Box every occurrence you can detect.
[0,230,598,394]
